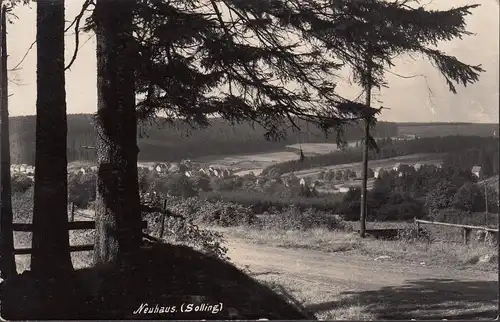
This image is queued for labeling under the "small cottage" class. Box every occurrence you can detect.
[472,165,484,180]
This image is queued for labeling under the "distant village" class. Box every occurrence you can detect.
[10,159,488,193]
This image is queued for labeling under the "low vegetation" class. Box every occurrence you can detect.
[9,144,499,319]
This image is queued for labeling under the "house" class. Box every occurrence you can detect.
[413,163,423,171]
[155,163,169,173]
[167,163,180,173]
[472,165,484,179]
[393,163,402,171]
[393,163,413,174]
[25,166,35,175]
[338,185,350,193]
[299,178,307,186]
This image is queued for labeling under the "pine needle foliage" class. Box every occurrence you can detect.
[84,0,484,145]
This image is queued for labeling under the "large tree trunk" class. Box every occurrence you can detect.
[0,4,16,280]
[31,0,73,276]
[93,0,142,265]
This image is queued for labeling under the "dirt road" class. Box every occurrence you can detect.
[226,239,498,319]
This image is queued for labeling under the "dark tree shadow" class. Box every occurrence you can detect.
[307,278,498,320]
[1,243,310,320]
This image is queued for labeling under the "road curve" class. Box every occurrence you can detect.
[228,238,498,304]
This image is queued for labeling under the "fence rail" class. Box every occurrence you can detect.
[13,216,148,255]
[415,218,499,245]
[13,220,147,232]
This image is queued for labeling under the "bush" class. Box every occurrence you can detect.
[141,195,236,260]
[68,172,97,208]
[373,193,425,221]
[397,226,435,243]
[153,173,198,198]
[258,206,348,231]
[200,190,342,214]
[11,174,34,194]
[429,208,498,228]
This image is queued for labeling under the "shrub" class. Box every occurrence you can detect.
[429,208,498,228]
[452,182,485,213]
[153,173,198,198]
[258,205,349,231]
[68,172,97,208]
[141,195,232,260]
[200,191,342,214]
[373,193,425,221]
[11,174,34,194]
[397,226,435,243]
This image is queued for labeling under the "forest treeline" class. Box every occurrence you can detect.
[263,136,500,176]
[6,114,398,164]
[6,114,499,165]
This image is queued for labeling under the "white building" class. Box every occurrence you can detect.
[472,165,484,180]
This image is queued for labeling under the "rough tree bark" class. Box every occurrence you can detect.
[0,3,16,280]
[31,0,73,276]
[93,0,142,265]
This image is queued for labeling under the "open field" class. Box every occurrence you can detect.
[283,153,444,178]
[199,142,351,175]
[286,142,359,154]
[215,228,498,320]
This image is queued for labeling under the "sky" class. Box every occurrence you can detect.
[5,0,500,123]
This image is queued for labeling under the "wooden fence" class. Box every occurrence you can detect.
[415,218,499,245]
[12,203,147,255]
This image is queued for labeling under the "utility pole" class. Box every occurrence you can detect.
[0,3,16,279]
[359,46,373,238]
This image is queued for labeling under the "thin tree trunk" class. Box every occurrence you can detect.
[93,0,142,265]
[0,4,16,280]
[31,0,73,276]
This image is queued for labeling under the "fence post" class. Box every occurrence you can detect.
[463,228,471,245]
[159,199,167,239]
[69,202,75,222]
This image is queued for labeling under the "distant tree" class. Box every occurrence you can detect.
[335,170,343,181]
[452,182,484,212]
[324,170,335,182]
[191,173,211,192]
[155,173,197,198]
[424,181,458,215]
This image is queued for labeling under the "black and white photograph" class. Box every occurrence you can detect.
[0,0,498,320]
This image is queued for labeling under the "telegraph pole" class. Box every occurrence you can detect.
[359,46,373,238]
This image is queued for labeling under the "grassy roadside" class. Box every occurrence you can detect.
[213,225,498,319]
[210,226,498,271]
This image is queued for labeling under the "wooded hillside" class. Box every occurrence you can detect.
[5,114,399,164]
